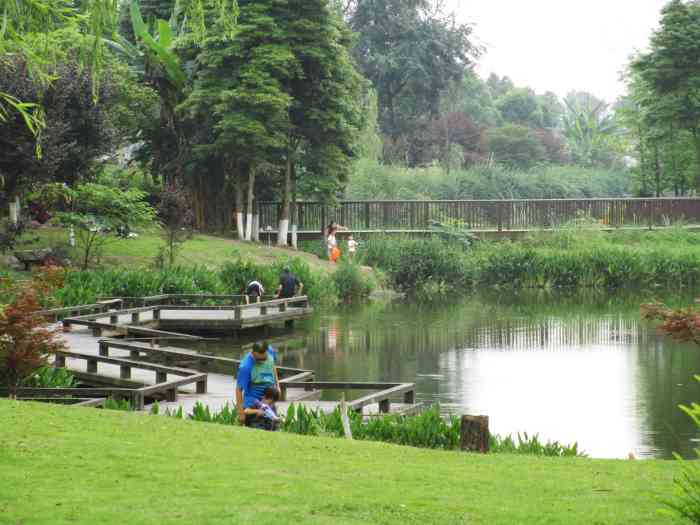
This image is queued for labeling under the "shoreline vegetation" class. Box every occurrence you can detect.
[5,224,700,306]
[354,225,700,299]
[0,399,678,525]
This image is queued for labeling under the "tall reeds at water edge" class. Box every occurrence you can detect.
[356,228,700,299]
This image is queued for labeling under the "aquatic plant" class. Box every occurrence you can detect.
[22,366,77,388]
[103,397,132,411]
[166,402,584,457]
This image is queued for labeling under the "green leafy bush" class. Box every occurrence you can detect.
[332,262,375,301]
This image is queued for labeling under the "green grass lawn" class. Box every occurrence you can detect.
[0,400,679,525]
[15,227,336,272]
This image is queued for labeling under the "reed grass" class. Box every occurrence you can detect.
[357,229,700,296]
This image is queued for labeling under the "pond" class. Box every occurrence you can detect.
[206,288,700,459]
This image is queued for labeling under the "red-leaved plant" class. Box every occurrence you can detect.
[0,290,65,398]
[641,302,700,345]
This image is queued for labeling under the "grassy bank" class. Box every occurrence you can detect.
[0,400,677,524]
[4,229,376,306]
[357,227,700,297]
[19,228,338,272]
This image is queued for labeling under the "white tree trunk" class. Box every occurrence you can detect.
[277,219,289,246]
[235,212,245,240]
[245,168,255,241]
[253,214,260,242]
[291,224,298,249]
[9,196,20,224]
[277,158,291,246]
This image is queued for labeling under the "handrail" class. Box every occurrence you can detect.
[97,338,311,378]
[278,381,416,413]
[52,350,208,409]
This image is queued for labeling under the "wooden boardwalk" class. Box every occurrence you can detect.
[60,296,314,336]
[49,301,419,417]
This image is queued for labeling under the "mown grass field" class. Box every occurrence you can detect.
[0,400,679,525]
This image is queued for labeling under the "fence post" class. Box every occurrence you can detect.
[365,202,370,229]
[497,202,503,232]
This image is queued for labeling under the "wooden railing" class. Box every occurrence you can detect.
[97,294,278,309]
[60,296,311,335]
[258,198,700,232]
[279,381,416,413]
[97,339,312,380]
[54,349,208,409]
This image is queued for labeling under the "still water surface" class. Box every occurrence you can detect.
[209,288,700,459]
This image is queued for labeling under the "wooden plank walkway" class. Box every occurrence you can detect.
[56,325,418,417]
[61,296,314,336]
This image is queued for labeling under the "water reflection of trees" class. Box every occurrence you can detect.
[280,291,700,458]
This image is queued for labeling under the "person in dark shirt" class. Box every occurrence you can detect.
[276,266,303,299]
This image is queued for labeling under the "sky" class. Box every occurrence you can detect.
[446,0,669,103]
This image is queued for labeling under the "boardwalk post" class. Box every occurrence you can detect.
[87,358,98,374]
[153,308,161,321]
[365,202,370,229]
[378,398,390,413]
[196,376,207,394]
[403,389,415,404]
[99,342,109,357]
[156,371,167,383]
[131,312,140,324]
[110,314,118,324]
[54,353,66,368]
[340,394,353,440]
[460,415,489,453]
[120,365,131,380]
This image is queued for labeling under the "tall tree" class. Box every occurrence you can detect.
[562,91,619,167]
[350,0,477,144]
[633,0,700,191]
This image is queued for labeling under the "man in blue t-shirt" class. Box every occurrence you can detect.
[236,342,280,425]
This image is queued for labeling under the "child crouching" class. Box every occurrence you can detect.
[244,386,280,431]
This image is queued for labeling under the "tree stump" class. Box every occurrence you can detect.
[460,415,489,453]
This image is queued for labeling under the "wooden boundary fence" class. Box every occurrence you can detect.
[258,198,700,232]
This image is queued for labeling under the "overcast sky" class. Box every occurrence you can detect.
[446,0,669,103]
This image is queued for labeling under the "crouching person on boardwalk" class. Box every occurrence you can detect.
[236,342,281,430]
[243,280,264,304]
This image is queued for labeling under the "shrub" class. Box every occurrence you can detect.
[332,261,375,302]
[0,291,65,398]
[360,236,470,293]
